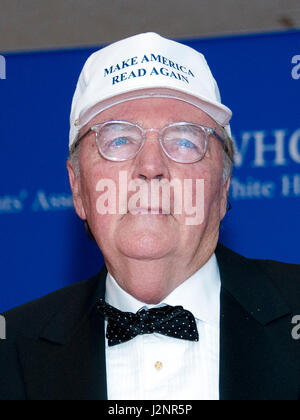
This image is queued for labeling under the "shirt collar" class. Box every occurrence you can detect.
[105,253,221,327]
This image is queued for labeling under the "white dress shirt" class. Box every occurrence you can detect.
[105,253,221,400]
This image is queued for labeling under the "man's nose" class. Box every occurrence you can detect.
[132,131,170,181]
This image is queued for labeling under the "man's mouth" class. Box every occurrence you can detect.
[128,207,171,215]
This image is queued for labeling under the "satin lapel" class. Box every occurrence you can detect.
[216,244,299,400]
[17,267,108,401]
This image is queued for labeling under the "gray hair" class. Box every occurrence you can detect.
[69,142,81,178]
[221,129,235,183]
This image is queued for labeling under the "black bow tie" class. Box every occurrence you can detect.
[96,298,199,346]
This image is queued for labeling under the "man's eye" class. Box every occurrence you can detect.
[110,137,129,147]
[177,138,196,149]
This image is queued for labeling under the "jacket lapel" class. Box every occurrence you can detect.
[216,244,298,400]
[17,267,108,400]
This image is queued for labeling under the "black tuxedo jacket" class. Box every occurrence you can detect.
[1,243,300,400]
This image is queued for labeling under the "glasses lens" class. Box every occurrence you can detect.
[97,122,143,161]
[162,124,207,163]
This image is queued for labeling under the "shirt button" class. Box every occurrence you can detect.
[155,361,163,371]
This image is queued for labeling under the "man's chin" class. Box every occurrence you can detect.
[118,244,172,261]
[117,231,175,261]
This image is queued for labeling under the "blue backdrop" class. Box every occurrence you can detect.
[1,31,299,312]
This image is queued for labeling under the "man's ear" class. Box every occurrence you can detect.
[67,160,87,221]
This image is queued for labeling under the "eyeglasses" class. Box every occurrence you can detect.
[76,121,225,164]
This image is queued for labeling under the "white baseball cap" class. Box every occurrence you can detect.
[69,32,233,150]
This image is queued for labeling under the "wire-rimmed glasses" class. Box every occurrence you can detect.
[76,121,225,164]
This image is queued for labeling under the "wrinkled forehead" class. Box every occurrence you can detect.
[80,97,219,135]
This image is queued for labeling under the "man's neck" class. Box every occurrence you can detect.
[104,237,218,304]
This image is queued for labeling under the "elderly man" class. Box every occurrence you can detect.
[1,33,300,401]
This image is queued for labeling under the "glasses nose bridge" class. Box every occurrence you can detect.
[142,128,163,146]
[143,127,161,138]
[140,127,163,147]
[137,127,167,161]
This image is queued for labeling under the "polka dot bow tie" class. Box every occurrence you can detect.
[96,298,199,346]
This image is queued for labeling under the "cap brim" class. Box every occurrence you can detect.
[77,87,232,134]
